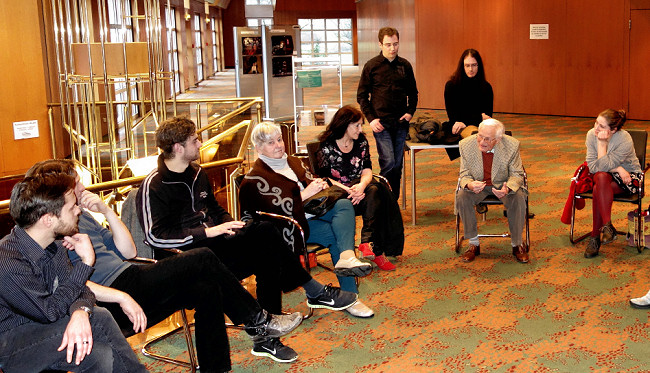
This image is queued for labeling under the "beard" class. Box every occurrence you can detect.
[54,219,79,239]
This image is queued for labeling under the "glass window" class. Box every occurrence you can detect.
[298,19,311,29]
[312,30,325,42]
[326,19,338,29]
[194,14,203,82]
[327,42,339,53]
[312,19,325,30]
[166,6,180,94]
[298,18,354,65]
[211,17,219,73]
[327,31,339,41]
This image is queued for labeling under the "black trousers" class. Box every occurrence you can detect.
[192,221,313,315]
[101,247,260,372]
[353,179,405,256]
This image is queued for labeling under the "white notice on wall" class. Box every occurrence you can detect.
[13,120,39,140]
[530,24,549,39]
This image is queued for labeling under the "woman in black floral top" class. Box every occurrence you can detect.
[316,105,405,271]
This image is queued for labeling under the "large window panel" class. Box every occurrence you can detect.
[299,18,353,65]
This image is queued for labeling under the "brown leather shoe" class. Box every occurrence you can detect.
[512,244,529,263]
[462,244,480,262]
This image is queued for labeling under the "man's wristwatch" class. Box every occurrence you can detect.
[78,306,93,318]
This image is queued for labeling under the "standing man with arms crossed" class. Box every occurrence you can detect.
[357,26,419,199]
[0,173,146,372]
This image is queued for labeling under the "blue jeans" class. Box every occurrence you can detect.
[373,123,408,198]
[307,199,358,293]
[0,307,146,372]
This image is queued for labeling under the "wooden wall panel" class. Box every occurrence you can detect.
[222,0,246,68]
[629,9,650,119]
[513,0,566,115]
[408,0,637,117]
[356,0,416,73]
[565,0,625,117]
[0,1,52,176]
[275,0,355,12]
[464,0,515,114]
[415,0,463,109]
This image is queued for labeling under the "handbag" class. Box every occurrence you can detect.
[303,183,348,218]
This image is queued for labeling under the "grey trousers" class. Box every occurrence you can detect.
[456,187,527,246]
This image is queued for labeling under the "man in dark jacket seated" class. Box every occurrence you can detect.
[26,159,304,370]
[137,117,360,363]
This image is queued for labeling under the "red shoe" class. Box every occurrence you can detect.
[372,254,396,271]
[358,242,376,260]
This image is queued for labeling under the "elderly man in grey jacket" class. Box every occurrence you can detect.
[455,118,529,263]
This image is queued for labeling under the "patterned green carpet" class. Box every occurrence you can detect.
[137,111,650,372]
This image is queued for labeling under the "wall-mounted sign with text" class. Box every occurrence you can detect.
[13,120,39,140]
[530,24,549,40]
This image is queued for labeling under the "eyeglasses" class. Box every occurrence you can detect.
[382,42,399,48]
[477,134,497,143]
[464,63,479,69]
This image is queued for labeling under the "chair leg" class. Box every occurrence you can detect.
[142,310,198,372]
[636,200,645,253]
[569,198,590,244]
[455,214,462,253]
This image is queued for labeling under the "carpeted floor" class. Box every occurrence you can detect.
[135,71,650,372]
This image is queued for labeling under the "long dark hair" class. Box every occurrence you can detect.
[318,105,364,142]
[450,48,486,84]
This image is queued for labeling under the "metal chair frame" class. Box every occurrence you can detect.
[568,129,648,253]
[121,190,199,372]
[454,168,531,254]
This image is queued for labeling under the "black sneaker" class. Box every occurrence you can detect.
[251,337,298,363]
[306,283,358,311]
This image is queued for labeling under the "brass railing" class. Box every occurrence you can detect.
[0,116,254,215]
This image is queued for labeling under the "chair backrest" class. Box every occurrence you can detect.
[121,188,154,259]
[627,129,647,170]
[305,140,321,175]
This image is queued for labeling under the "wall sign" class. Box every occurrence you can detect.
[13,120,39,140]
[297,70,323,88]
[530,24,549,39]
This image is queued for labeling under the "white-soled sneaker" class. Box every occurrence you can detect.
[630,290,650,309]
[251,337,298,363]
[334,255,372,277]
[345,300,374,318]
